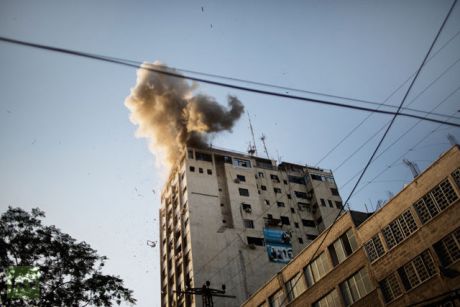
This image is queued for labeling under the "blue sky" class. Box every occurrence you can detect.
[1,1,459,306]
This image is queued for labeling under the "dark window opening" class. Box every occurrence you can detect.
[274,188,282,194]
[261,185,267,191]
[311,174,323,181]
[189,166,195,172]
[199,168,203,174]
[320,199,326,206]
[277,201,285,207]
[195,151,212,162]
[294,191,308,199]
[247,237,264,246]
[243,219,254,229]
[331,188,339,196]
[327,200,333,208]
[239,188,250,197]
[302,219,315,227]
[288,176,306,185]
[298,237,304,244]
[237,174,246,182]
[280,216,290,225]
[207,169,212,175]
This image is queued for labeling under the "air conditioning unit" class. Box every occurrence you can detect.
[234,178,240,183]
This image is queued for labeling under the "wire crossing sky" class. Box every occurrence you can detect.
[1,1,459,306]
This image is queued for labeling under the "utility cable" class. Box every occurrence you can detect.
[0,36,459,128]
[279,1,457,304]
[314,29,460,166]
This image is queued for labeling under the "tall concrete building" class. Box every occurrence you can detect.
[243,145,460,307]
[159,147,343,307]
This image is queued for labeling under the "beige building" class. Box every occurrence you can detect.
[159,147,343,306]
[243,145,460,307]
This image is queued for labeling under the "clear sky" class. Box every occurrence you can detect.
[1,1,459,306]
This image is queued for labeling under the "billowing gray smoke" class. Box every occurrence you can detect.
[125,62,245,167]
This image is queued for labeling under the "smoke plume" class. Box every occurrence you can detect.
[125,62,245,167]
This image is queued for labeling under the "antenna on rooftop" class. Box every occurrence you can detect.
[247,112,257,156]
[403,159,420,178]
[448,133,458,146]
[260,134,270,159]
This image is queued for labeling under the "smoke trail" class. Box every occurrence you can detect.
[125,62,245,167]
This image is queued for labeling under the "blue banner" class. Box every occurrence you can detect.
[263,228,293,263]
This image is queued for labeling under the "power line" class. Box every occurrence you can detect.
[314,30,460,166]
[0,36,459,128]
[279,1,457,304]
[339,84,460,191]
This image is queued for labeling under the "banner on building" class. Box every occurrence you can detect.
[263,228,293,263]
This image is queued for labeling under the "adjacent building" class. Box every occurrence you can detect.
[159,146,343,306]
[243,145,460,307]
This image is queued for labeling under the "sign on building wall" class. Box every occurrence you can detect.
[263,228,293,263]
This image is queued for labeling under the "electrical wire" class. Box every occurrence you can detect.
[0,36,459,128]
[279,1,457,304]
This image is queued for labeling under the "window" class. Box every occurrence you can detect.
[298,202,310,212]
[283,180,288,185]
[258,172,264,178]
[433,228,460,267]
[452,168,460,188]
[241,203,252,213]
[328,229,358,266]
[304,252,331,286]
[290,207,295,213]
[316,216,323,225]
[287,194,292,199]
[327,200,333,208]
[264,199,270,205]
[294,191,308,199]
[298,237,304,244]
[187,149,194,159]
[397,250,436,291]
[233,158,251,168]
[335,201,343,209]
[243,219,254,229]
[320,199,326,207]
[236,174,246,182]
[277,201,285,208]
[379,272,403,303]
[413,179,458,224]
[294,222,299,228]
[199,168,203,174]
[330,188,339,196]
[285,273,306,301]
[364,235,386,262]
[261,185,267,191]
[312,289,340,307]
[189,166,195,172]
[288,175,306,185]
[311,174,323,181]
[239,188,250,197]
[270,174,280,183]
[247,237,264,246]
[207,169,212,175]
[223,156,232,164]
[306,234,318,240]
[340,268,373,306]
[274,187,281,194]
[302,219,315,227]
[268,289,285,307]
[382,209,418,249]
[195,151,212,162]
[280,216,290,225]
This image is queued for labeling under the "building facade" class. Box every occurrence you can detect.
[159,147,343,306]
[243,145,460,307]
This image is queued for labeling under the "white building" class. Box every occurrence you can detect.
[160,147,343,306]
